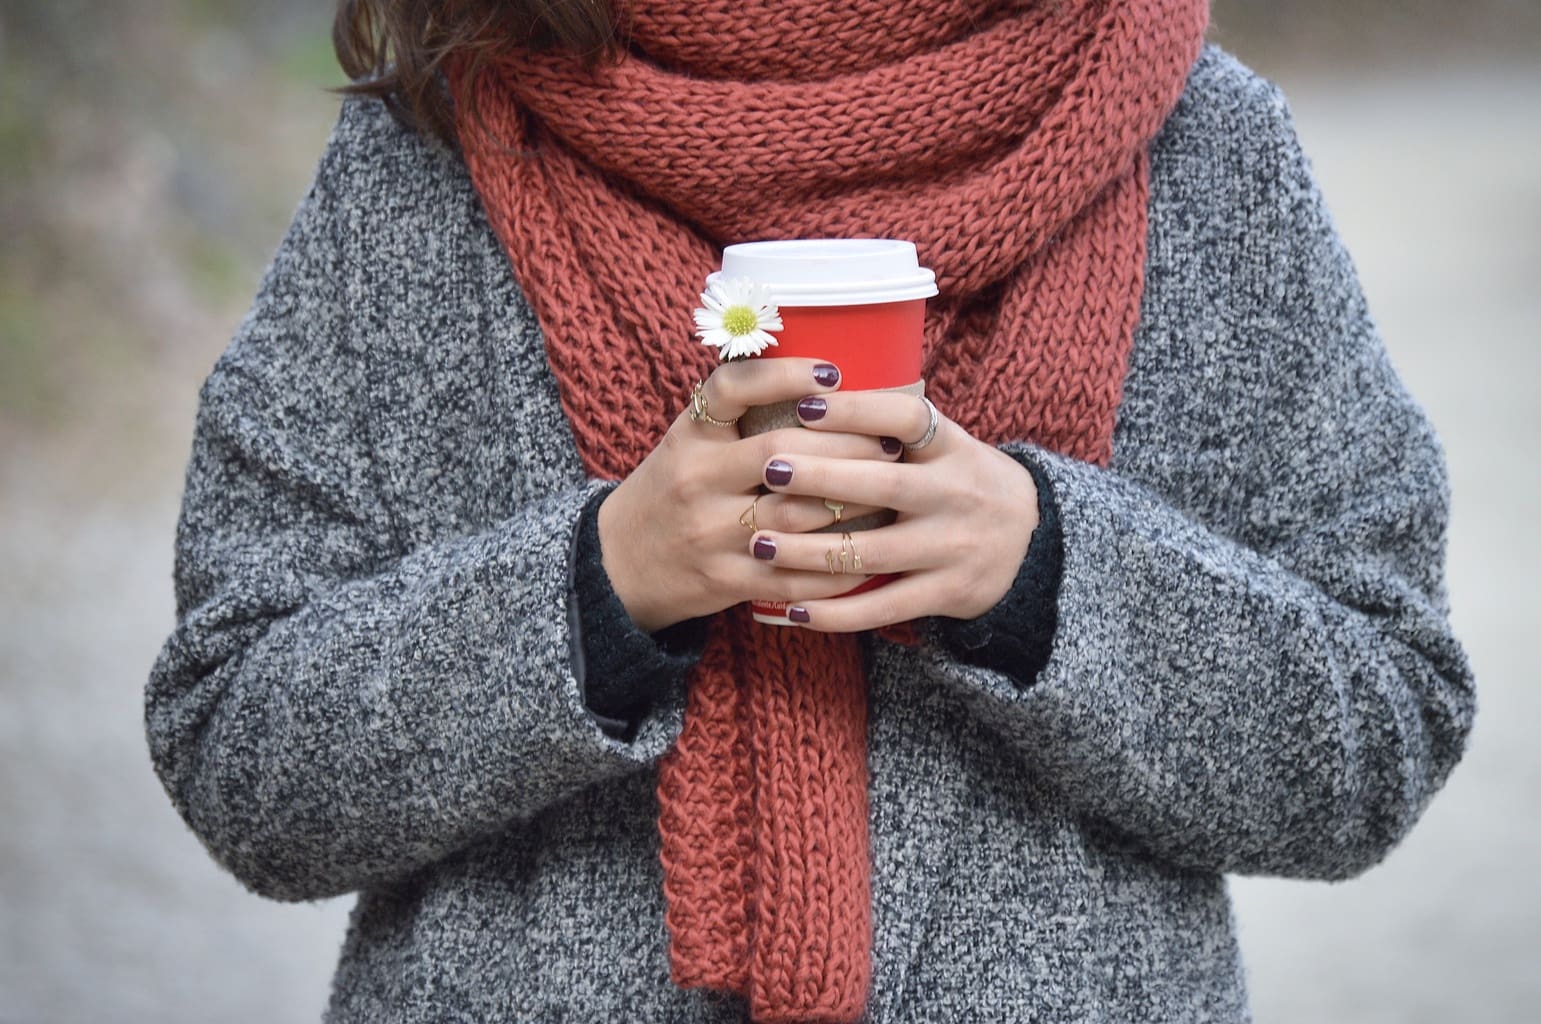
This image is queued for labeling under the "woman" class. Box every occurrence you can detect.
[144,0,1477,1020]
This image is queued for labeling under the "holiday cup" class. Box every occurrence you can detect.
[705,238,938,626]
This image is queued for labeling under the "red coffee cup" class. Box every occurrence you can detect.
[703,239,938,626]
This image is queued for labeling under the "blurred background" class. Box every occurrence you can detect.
[2,1,1537,1020]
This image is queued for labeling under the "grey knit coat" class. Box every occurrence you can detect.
[144,44,1477,1022]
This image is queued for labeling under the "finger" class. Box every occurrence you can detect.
[792,391,940,450]
[781,573,939,633]
[723,426,903,492]
[700,357,843,422]
[795,391,954,461]
[730,560,876,605]
[748,520,935,576]
[747,493,889,535]
[760,453,934,513]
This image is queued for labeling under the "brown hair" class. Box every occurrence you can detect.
[331,0,627,149]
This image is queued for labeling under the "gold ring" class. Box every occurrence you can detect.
[825,532,863,574]
[823,498,844,525]
[843,531,863,572]
[688,380,739,428]
[738,495,760,532]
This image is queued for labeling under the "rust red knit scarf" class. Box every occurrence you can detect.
[449,1,1206,1019]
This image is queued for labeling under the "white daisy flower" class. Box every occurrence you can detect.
[693,276,784,360]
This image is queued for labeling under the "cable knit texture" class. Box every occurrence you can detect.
[450,2,1207,1018]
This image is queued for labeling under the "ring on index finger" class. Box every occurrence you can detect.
[688,379,739,429]
[903,396,939,452]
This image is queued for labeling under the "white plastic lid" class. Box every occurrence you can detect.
[709,238,939,307]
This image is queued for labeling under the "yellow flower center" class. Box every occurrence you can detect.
[722,305,759,337]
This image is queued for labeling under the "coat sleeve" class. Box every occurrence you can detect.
[143,107,686,904]
[571,485,710,741]
[915,82,1476,882]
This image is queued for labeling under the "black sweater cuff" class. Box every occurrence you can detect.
[928,450,1063,689]
[570,487,709,741]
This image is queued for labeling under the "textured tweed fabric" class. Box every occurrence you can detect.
[451,2,1207,1014]
[144,45,1476,1023]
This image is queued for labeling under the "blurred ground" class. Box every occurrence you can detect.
[2,2,1538,1021]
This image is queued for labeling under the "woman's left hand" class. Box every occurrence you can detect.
[750,390,1039,632]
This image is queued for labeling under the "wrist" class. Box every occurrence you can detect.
[965,446,1039,618]
[931,449,1063,687]
[596,481,672,633]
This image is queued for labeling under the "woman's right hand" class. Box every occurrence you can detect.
[597,358,900,633]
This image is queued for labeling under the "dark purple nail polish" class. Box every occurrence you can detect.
[765,459,793,487]
[880,436,902,455]
[812,363,840,388]
[788,606,812,623]
[797,397,827,422]
[753,537,777,560]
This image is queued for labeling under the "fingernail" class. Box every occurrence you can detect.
[880,436,902,455]
[796,397,827,422]
[812,364,840,388]
[788,606,812,623]
[765,460,793,487]
[753,536,777,560]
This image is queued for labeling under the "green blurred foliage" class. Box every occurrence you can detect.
[280,25,350,91]
[0,284,51,424]
[1211,0,1541,71]
[0,0,345,435]
[0,61,43,180]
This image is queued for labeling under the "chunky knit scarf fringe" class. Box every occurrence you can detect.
[450,1,1207,1019]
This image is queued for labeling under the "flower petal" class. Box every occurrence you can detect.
[696,276,784,353]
